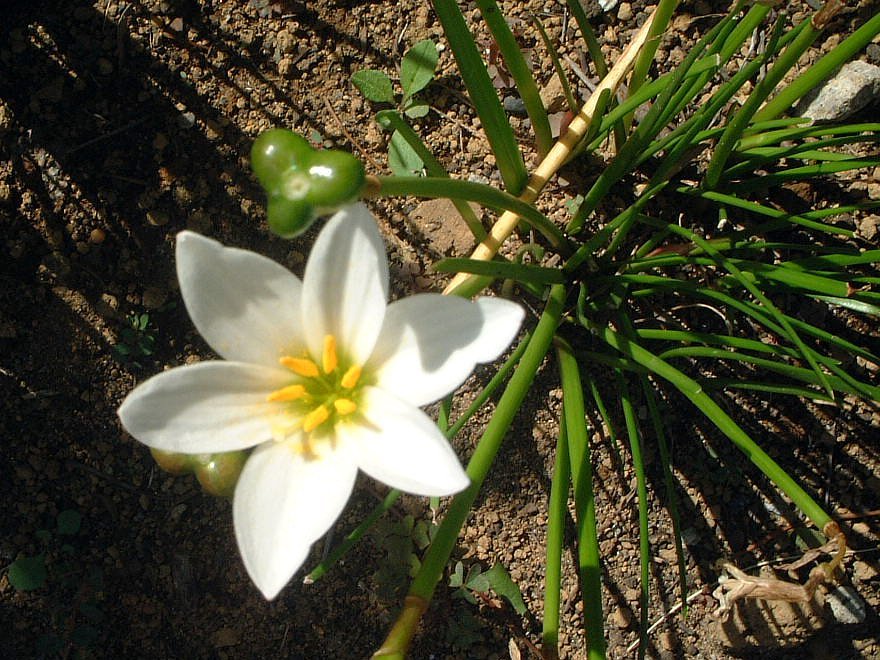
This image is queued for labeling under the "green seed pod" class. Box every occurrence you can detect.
[194,450,248,498]
[251,128,366,239]
[250,128,311,190]
[150,448,197,476]
[304,150,366,211]
[267,195,317,238]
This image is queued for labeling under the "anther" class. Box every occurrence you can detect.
[267,384,308,403]
[322,335,338,374]
[302,405,330,432]
[280,356,320,378]
[333,398,357,415]
[341,365,361,389]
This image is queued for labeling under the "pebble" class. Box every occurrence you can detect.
[502,96,527,116]
[796,61,880,122]
[858,214,879,240]
[146,209,169,226]
[610,606,631,629]
[617,3,633,21]
[853,560,879,582]
[827,585,867,624]
[97,57,114,75]
[212,627,240,648]
[178,111,197,129]
[142,286,168,309]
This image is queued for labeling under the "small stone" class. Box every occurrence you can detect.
[617,2,633,21]
[101,293,119,310]
[796,61,880,122]
[827,585,866,624]
[142,286,167,310]
[146,209,169,226]
[853,560,878,583]
[97,57,113,75]
[503,96,526,116]
[187,209,212,233]
[611,606,632,629]
[853,521,871,535]
[540,75,567,114]
[212,627,240,648]
[177,111,196,129]
[278,56,295,77]
[153,133,169,151]
[858,214,879,240]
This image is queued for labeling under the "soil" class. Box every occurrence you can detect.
[2,1,880,659]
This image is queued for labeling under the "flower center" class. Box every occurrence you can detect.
[266,334,363,454]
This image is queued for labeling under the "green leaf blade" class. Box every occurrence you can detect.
[351,70,395,103]
[9,555,48,591]
[400,39,438,98]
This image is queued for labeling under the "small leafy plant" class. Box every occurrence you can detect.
[7,509,106,656]
[351,39,439,175]
[114,311,157,365]
[448,560,527,615]
[370,514,438,603]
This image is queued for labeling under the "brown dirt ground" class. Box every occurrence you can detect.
[2,0,880,658]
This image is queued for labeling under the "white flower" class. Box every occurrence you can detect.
[118,203,524,599]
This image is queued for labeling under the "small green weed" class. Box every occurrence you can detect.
[114,311,157,366]
[448,560,527,615]
[369,513,437,603]
[351,39,439,176]
[6,509,106,657]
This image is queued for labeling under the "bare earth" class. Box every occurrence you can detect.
[2,0,879,658]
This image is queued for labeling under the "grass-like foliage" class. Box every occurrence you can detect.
[330,1,880,657]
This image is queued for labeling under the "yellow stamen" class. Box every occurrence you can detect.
[341,365,361,389]
[334,398,357,415]
[302,405,330,432]
[322,335,338,374]
[280,356,320,378]
[266,384,308,403]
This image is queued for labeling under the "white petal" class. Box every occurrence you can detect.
[177,231,305,366]
[368,295,524,407]
[118,361,291,453]
[301,204,389,364]
[344,387,469,496]
[233,441,358,599]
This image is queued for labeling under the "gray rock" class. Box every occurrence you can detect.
[827,584,867,624]
[503,96,527,116]
[796,60,880,122]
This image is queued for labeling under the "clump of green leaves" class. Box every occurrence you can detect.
[114,311,157,365]
[8,509,82,591]
[448,560,527,615]
[369,513,437,603]
[8,509,106,656]
[351,39,439,175]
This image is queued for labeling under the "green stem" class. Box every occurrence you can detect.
[372,284,568,659]
[617,371,650,658]
[557,338,605,659]
[542,407,569,658]
[704,4,838,189]
[595,324,831,530]
[754,4,878,123]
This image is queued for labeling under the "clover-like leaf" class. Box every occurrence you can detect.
[351,69,395,103]
[400,39,438,99]
[8,554,48,591]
